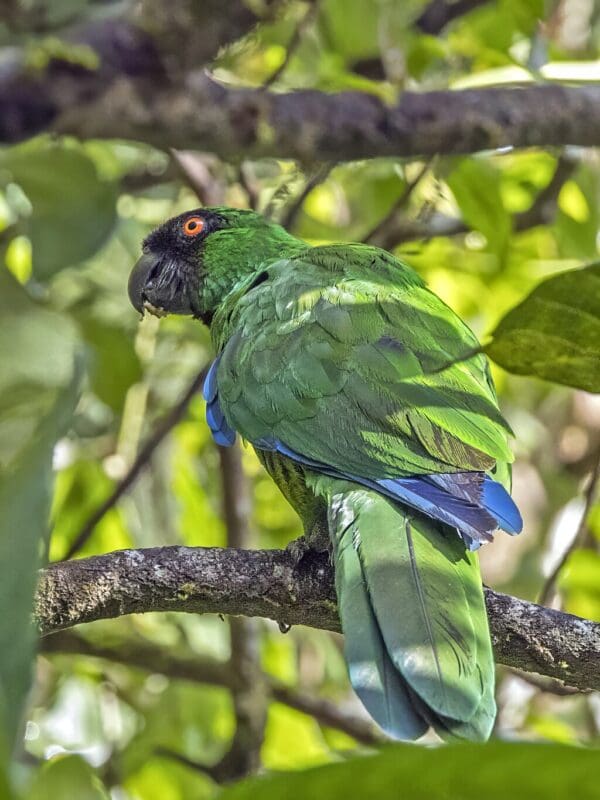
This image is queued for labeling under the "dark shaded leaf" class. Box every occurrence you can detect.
[219,742,600,800]
[1,144,118,279]
[486,264,600,393]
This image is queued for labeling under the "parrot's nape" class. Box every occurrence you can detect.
[128,207,523,742]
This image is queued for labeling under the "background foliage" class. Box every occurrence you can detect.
[1,0,600,797]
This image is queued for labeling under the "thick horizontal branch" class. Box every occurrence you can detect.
[1,13,600,160]
[48,80,600,162]
[36,546,600,692]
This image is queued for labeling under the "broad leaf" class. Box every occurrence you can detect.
[0,270,81,754]
[220,742,600,800]
[447,158,512,258]
[0,143,117,280]
[25,755,108,800]
[486,264,600,393]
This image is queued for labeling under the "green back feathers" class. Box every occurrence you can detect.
[212,246,513,478]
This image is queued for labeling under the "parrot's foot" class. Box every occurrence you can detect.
[286,525,332,567]
[286,535,313,566]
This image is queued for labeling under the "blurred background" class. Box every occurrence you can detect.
[1,0,600,797]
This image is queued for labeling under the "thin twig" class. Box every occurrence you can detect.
[41,630,384,746]
[170,150,226,205]
[373,151,577,250]
[237,163,260,211]
[363,159,433,246]
[538,448,600,606]
[414,0,491,34]
[215,443,268,780]
[279,162,334,231]
[514,153,577,230]
[263,1,320,88]
[155,747,220,779]
[61,366,208,560]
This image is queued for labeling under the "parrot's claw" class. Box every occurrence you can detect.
[286,535,312,566]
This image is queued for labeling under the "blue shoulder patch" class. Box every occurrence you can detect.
[203,357,236,447]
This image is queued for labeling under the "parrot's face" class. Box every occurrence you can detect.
[129,207,301,324]
[128,208,226,319]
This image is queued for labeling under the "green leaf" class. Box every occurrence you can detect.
[76,316,142,412]
[0,143,117,280]
[25,755,108,800]
[554,169,600,260]
[485,264,600,393]
[0,270,81,753]
[219,742,600,800]
[447,158,512,257]
[559,549,600,621]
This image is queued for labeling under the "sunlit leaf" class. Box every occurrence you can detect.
[447,158,512,258]
[559,549,600,621]
[25,755,108,800]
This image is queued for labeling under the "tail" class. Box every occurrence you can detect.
[328,482,496,742]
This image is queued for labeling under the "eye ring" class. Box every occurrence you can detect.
[182,216,205,237]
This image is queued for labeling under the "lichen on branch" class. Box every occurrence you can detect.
[35,545,600,693]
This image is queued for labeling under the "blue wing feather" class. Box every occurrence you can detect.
[203,358,522,545]
[203,357,236,447]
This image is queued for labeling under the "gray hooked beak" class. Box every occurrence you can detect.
[128,253,157,315]
[128,252,195,318]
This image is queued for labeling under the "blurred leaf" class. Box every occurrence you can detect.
[555,169,600,260]
[447,158,511,258]
[559,549,600,621]
[220,742,600,800]
[25,755,108,800]
[0,269,81,752]
[486,264,600,392]
[124,758,215,800]
[0,143,117,279]
[76,316,142,412]
[261,704,335,771]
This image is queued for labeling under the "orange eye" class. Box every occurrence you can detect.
[183,216,205,237]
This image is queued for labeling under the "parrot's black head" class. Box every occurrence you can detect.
[128,207,298,325]
[128,208,227,321]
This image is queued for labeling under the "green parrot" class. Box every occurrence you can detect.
[128,207,522,741]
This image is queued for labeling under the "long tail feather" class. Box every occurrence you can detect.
[333,515,427,740]
[326,480,496,741]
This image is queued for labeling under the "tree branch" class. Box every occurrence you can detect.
[538,446,600,606]
[279,162,334,231]
[41,630,385,746]
[414,0,491,34]
[369,151,576,249]
[35,545,600,692]
[2,17,600,163]
[215,443,267,780]
[49,80,600,162]
[263,0,320,88]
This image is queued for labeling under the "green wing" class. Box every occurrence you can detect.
[214,244,512,479]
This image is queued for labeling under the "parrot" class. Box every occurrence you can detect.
[128,207,522,742]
